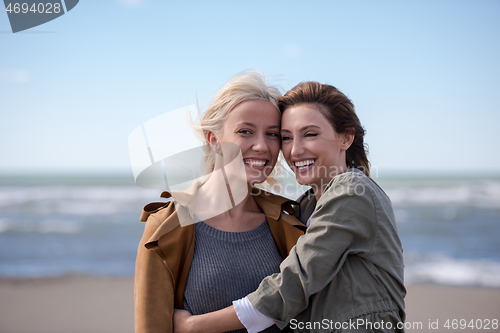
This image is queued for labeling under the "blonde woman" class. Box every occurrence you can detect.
[134,70,305,333]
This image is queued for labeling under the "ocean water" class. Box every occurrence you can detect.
[0,174,499,288]
[378,177,500,288]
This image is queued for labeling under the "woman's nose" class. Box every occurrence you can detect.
[252,134,269,152]
[291,138,305,157]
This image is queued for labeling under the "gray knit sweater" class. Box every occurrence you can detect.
[183,220,283,333]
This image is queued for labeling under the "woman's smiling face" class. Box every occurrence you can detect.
[281,103,350,192]
[217,99,281,185]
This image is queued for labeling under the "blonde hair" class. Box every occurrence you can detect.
[191,69,284,187]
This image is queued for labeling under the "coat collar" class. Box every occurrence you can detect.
[144,184,303,246]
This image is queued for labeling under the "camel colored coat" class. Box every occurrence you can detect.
[134,189,305,333]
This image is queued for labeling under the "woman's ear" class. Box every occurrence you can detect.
[207,131,222,154]
[340,129,355,151]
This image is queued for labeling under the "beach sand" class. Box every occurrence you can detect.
[0,276,134,333]
[0,277,499,333]
[404,284,500,332]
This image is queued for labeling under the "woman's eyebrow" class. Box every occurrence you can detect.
[300,125,321,131]
[238,122,280,129]
[281,125,321,133]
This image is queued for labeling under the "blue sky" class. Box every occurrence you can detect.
[1,0,499,176]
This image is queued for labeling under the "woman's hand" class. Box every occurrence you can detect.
[173,305,244,333]
[173,309,195,333]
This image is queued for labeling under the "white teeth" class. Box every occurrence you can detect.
[245,159,266,167]
[294,159,315,169]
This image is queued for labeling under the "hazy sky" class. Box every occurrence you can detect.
[1,0,499,176]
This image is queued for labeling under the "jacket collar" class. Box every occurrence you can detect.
[147,183,303,243]
[252,188,299,222]
[159,182,303,226]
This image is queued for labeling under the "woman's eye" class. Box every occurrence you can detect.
[267,132,280,138]
[305,132,318,138]
[238,129,252,135]
[281,135,292,142]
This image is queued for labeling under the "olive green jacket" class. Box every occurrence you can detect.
[248,169,406,329]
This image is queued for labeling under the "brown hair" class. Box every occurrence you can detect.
[278,81,370,177]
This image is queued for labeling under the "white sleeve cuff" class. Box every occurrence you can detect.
[233,296,274,333]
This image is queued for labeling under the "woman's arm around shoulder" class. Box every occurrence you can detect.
[248,171,379,328]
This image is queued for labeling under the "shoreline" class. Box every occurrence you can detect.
[1,276,499,333]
